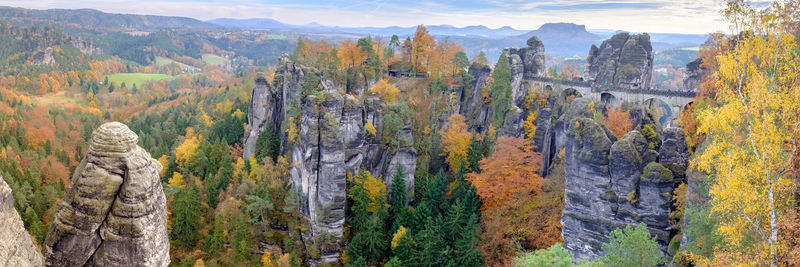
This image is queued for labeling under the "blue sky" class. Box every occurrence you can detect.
[3,0,730,34]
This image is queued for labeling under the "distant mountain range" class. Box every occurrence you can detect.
[209,18,529,39]
[0,6,709,62]
[208,18,708,59]
[0,6,217,29]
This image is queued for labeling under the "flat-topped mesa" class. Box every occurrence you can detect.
[43,122,169,267]
[584,32,654,89]
[0,174,44,267]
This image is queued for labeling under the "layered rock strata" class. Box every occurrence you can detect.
[43,122,169,267]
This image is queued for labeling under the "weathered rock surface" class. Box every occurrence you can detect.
[0,174,44,267]
[43,122,169,267]
[561,98,688,261]
[384,124,416,200]
[584,33,653,89]
[243,76,282,160]
[462,62,493,134]
[32,47,55,66]
[283,80,416,262]
[505,36,546,79]
[683,58,704,91]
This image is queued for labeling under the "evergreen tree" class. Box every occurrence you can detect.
[413,217,450,266]
[389,166,410,234]
[172,185,202,248]
[600,223,664,267]
[205,213,226,258]
[350,174,371,233]
[232,213,251,262]
[453,213,483,266]
[255,123,280,163]
[425,169,448,216]
[490,52,512,126]
[361,213,387,265]
[391,226,415,263]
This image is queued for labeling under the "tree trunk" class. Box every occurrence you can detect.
[770,182,777,267]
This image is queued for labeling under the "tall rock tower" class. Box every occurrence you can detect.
[43,122,170,267]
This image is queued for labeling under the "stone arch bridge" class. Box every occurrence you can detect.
[528,77,696,119]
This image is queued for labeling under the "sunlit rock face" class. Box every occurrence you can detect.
[43,122,169,267]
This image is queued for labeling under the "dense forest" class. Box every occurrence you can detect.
[0,0,799,266]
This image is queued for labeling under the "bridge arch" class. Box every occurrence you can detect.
[600,92,619,107]
[560,88,582,104]
[644,98,674,126]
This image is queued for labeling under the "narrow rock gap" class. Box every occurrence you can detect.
[84,165,127,265]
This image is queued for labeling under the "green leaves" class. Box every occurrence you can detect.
[599,223,664,267]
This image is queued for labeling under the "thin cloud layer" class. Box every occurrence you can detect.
[1,0,728,34]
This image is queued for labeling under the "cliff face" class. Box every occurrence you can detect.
[683,57,704,91]
[243,76,282,160]
[0,174,44,267]
[43,122,170,267]
[584,33,654,89]
[560,98,687,260]
[247,58,416,263]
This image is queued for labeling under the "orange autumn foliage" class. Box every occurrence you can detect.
[604,106,633,139]
[467,137,542,209]
[467,137,545,266]
[338,40,363,69]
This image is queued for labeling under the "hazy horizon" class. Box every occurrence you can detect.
[1,0,731,34]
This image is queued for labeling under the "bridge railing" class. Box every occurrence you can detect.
[526,76,697,98]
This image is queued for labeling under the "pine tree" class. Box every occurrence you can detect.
[389,166,410,235]
[425,169,448,216]
[206,213,226,258]
[413,217,450,266]
[454,213,483,266]
[172,185,202,248]
[490,52,512,126]
[350,173,371,233]
[361,213,387,265]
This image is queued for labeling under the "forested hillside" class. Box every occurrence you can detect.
[0,1,798,267]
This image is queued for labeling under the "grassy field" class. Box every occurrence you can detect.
[202,54,227,66]
[155,56,200,71]
[105,73,172,87]
[680,46,701,51]
[266,34,287,40]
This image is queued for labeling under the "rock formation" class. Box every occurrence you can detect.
[683,57,704,91]
[245,56,417,263]
[584,33,654,89]
[243,76,282,160]
[495,36,548,138]
[505,36,546,80]
[560,98,687,260]
[0,174,44,267]
[461,62,493,134]
[43,122,169,267]
[32,47,55,66]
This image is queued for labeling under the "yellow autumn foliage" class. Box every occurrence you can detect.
[440,114,471,173]
[692,1,800,263]
[370,79,400,103]
[365,121,377,137]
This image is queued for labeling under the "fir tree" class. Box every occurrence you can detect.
[172,185,202,248]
